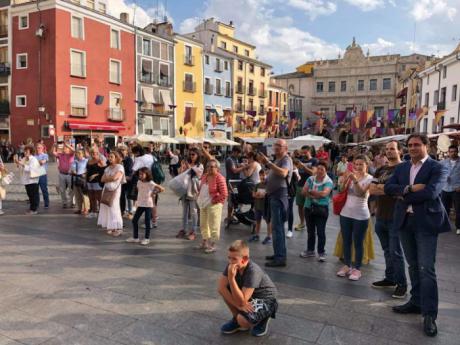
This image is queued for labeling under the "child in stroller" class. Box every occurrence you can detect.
[227,177,256,229]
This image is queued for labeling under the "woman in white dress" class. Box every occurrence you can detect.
[98,151,125,236]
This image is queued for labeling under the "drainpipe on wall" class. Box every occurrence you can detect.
[434,63,442,133]
[456,52,460,123]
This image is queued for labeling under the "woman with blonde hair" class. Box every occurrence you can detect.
[98,151,125,236]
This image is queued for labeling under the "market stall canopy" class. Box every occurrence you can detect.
[206,138,240,146]
[176,137,203,144]
[291,134,331,148]
[125,134,157,142]
[363,134,408,146]
[150,135,179,144]
[238,137,265,144]
[442,123,460,130]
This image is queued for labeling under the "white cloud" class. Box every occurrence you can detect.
[361,37,395,55]
[108,0,173,28]
[179,17,202,34]
[287,0,337,19]
[343,0,385,11]
[177,0,341,72]
[411,0,458,21]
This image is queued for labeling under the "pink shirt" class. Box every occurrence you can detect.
[57,153,74,174]
[136,181,158,208]
[408,155,429,212]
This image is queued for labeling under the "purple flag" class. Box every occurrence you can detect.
[409,112,417,120]
[335,111,347,123]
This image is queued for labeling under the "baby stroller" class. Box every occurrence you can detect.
[228,178,256,231]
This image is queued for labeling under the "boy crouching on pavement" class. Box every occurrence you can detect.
[218,240,278,337]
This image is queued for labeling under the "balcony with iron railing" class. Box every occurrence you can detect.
[247,87,257,96]
[225,88,232,98]
[259,90,267,98]
[158,75,172,87]
[204,84,214,95]
[107,108,125,121]
[0,25,7,38]
[70,103,87,117]
[215,87,223,96]
[437,101,446,111]
[246,106,256,112]
[140,72,156,84]
[0,63,10,76]
[0,100,9,115]
[183,81,196,93]
[0,115,9,129]
[184,55,195,66]
[235,103,243,112]
[214,62,223,73]
[235,85,245,94]
[140,103,173,116]
[258,106,265,115]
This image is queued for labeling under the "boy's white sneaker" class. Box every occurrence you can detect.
[140,239,150,246]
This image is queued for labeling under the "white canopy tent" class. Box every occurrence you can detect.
[363,134,409,146]
[290,135,331,149]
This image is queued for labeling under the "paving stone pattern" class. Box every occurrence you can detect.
[0,172,459,344]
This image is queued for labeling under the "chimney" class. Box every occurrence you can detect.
[229,20,234,27]
[120,12,129,23]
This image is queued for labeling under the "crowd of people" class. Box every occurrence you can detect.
[0,133,456,338]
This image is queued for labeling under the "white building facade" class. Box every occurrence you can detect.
[418,44,460,134]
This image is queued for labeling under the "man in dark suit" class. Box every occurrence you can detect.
[385,134,450,337]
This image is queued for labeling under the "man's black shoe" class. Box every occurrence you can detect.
[423,315,437,337]
[392,302,421,314]
[392,285,407,299]
[371,279,397,289]
[265,255,275,261]
[265,260,286,267]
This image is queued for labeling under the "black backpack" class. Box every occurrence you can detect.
[287,172,298,198]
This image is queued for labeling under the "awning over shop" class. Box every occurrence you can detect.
[67,120,125,132]
[142,87,156,104]
[160,90,172,107]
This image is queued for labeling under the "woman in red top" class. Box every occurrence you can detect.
[196,159,228,253]
[315,146,329,162]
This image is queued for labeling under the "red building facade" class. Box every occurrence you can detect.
[10,0,136,147]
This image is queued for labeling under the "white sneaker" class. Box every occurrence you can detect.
[126,237,140,243]
[456,229,460,235]
[140,239,150,246]
[0,210,4,215]
[286,230,293,238]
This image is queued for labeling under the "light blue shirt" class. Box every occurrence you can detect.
[72,158,88,175]
[440,158,460,192]
[35,153,49,172]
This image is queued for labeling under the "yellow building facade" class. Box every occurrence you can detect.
[187,19,272,138]
[174,35,204,138]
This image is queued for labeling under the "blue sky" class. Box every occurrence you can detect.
[109,0,460,73]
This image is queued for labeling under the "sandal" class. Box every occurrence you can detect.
[194,241,207,250]
[186,232,196,241]
[175,229,186,239]
[204,246,216,254]
[112,230,123,237]
[106,229,114,235]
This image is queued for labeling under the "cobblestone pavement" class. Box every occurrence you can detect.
[0,185,459,345]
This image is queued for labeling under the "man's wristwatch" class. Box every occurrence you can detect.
[408,185,413,193]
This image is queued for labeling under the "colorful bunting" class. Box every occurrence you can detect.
[434,110,446,126]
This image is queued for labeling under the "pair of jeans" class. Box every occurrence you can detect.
[38,174,49,207]
[441,190,460,229]
[25,183,39,211]
[305,207,328,254]
[270,197,287,262]
[339,216,368,269]
[374,218,407,287]
[182,198,198,232]
[287,196,294,231]
[120,184,133,214]
[399,215,439,317]
[132,207,152,239]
